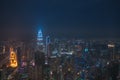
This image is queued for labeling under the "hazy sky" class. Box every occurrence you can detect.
[0,0,120,38]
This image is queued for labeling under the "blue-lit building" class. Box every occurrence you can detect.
[36,29,46,52]
[37,29,43,45]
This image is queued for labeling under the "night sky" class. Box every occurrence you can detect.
[0,0,120,39]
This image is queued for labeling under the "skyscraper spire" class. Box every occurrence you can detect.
[37,29,43,41]
[37,29,43,45]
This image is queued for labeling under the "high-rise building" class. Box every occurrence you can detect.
[37,29,43,45]
[46,36,51,57]
[36,29,45,52]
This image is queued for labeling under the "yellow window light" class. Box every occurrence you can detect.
[10,51,18,68]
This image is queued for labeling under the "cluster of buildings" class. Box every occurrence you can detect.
[0,28,120,80]
[36,29,120,80]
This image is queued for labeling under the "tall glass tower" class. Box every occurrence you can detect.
[37,29,43,45]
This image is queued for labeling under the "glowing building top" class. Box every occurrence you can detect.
[37,29,43,41]
[10,47,18,68]
[37,29,44,46]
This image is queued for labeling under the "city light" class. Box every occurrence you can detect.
[10,50,18,68]
[77,72,80,75]
[108,44,115,48]
[68,68,71,71]
[84,48,88,52]
[37,29,43,41]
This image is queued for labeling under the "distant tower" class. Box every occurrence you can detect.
[46,36,51,57]
[37,29,43,45]
[10,47,18,68]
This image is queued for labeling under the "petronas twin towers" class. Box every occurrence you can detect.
[37,29,43,46]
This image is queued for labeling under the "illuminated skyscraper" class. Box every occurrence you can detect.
[37,29,43,45]
[37,29,43,41]
[10,47,18,68]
